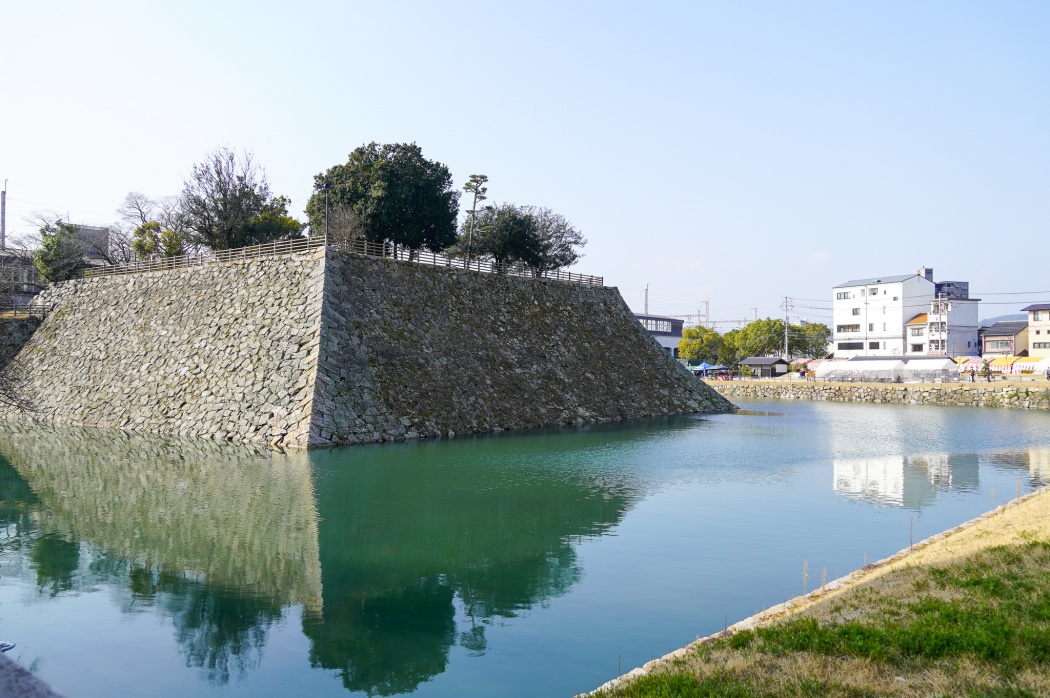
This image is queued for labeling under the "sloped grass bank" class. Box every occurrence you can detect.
[590,491,1050,698]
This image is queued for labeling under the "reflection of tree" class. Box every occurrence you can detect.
[158,572,284,685]
[30,532,80,597]
[303,429,642,695]
[305,578,456,696]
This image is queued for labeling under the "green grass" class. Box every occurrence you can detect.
[593,542,1050,698]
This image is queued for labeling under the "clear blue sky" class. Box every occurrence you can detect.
[4,1,1048,325]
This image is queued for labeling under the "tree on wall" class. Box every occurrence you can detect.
[33,219,87,282]
[527,207,585,275]
[468,204,543,270]
[180,148,303,251]
[462,174,488,262]
[305,142,460,253]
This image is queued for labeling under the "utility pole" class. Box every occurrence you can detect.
[1,179,6,249]
[699,300,709,327]
[644,284,649,315]
[782,296,792,358]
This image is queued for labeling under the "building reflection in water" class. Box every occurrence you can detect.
[833,452,980,508]
[0,422,645,694]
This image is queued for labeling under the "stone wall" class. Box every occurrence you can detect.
[708,380,1050,410]
[1,251,326,446]
[309,250,732,446]
[0,317,42,358]
[0,248,732,447]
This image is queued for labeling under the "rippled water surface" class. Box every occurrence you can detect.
[1,399,1048,697]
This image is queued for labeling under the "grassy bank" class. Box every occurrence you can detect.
[589,489,1050,698]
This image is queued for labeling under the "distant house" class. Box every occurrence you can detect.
[634,314,684,358]
[740,356,789,378]
[981,321,1028,357]
[1021,304,1050,359]
[905,313,928,354]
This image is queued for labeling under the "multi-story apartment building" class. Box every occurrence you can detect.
[832,268,978,358]
[1022,303,1050,358]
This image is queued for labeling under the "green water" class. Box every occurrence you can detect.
[1,400,1048,696]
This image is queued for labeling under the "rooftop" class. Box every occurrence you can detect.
[834,273,926,289]
[983,321,1029,336]
[1021,303,1050,312]
[906,313,928,325]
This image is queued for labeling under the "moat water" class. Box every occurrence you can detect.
[1,399,1048,697]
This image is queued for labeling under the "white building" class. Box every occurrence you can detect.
[634,314,684,358]
[832,268,978,359]
[832,269,935,358]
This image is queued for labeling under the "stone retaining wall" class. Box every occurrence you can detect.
[0,248,732,447]
[708,380,1050,410]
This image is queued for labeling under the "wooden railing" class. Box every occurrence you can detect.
[0,300,53,320]
[79,236,327,279]
[76,235,604,286]
[329,237,604,286]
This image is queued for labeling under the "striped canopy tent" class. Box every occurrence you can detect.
[790,357,814,367]
[1012,358,1049,374]
[958,357,987,373]
[988,356,1020,373]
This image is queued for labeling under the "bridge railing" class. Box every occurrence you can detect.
[74,235,604,286]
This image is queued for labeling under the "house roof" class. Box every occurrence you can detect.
[906,313,928,325]
[1021,303,1050,312]
[740,356,788,365]
[833,273,924,289]
[984,321,1028,337]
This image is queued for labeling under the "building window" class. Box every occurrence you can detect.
[838,342,863,350]
[892,296,898,301]
[910,327,924,336]
[640,318,672,333]
[868,323,874,332]
[930,340,942,351]
[1034,342,1050,349]
[1034,310,1043,321]
[911,344,924,352]
[836,291,851,300]
[986,340,1012,351]
[869,288,878,296]
[882,323,886,331]
[852,308,860,315]
[837,324,860,333]
[868,341,880,350]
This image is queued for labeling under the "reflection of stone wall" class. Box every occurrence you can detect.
[0,248,732,448]
[0,426,321,612]
[711,382,1050,410]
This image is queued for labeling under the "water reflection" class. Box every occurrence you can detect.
[0,426,321,684]
[302,435,641,694]
[833,449,1049,508]
[0,423,645,694]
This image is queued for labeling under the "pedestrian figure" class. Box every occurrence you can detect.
[1046,366,1050,382]
[970,369,976,383]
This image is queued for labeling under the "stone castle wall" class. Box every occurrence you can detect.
[708,380,1050,410]
[0,248,732,447]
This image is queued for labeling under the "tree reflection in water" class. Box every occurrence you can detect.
[0,421,653,694]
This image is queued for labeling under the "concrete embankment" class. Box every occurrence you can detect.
[706,379,1050,410]
[0,248,732,447]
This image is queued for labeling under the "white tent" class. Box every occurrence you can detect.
[816,359,906,382]
[901,358,959,382]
